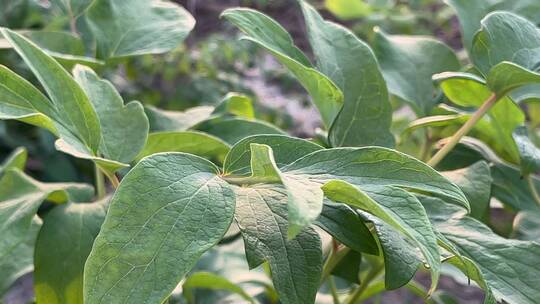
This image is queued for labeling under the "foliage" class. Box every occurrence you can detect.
[1,0,540,304]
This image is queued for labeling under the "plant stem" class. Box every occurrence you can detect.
[320,246,350,285]
[428,93,498,167]
[328,276,341,304]
[344,262,384,304]
[527,175,540,207]
[419,130,432,162]
[109,174,120,189]
[95,164,106,199]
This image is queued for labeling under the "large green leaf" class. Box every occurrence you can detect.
[221,8,343,127]
[372,28,460,115]
[73,65,149,164]
[145,105,214,132]
[0,28,101,153]
[84,153,235,304]
[234,185,322,304]
[135,131,230,164]
[434,72,524,163]
[85,0,195,59]
[315,201,378,255]
[34,199,108,304]
[422,198,540,304]
[513,126,540,176]
[446,0,540,53]
[0,169,93,294]
[300,1,394,147]
[195,117,285,145]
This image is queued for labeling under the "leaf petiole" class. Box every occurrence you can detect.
[95,164,106,199]
[428,93,498,167]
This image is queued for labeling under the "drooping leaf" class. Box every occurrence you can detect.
[213,92,255,119]
[221,8,343,127]
[182,272,255,304]
[195,117,285,145]
[85,0,195,59]
[145,105,214,132]
[487,62,540,98]
[136,131,230,164]
[223,134,323,176]
[512,126,540,176]
[315,201,378,255]
[331,250,362,284]
[434,72,524,163]
[444,255,496,304]
[234,185,322,304]
[360,212,421,290]
[442,161,492,220]
[34,199,108,304]
[0,169,93,294]
[0,146,27,173]
[373,28,460,115]
[300,1,394,148]
[422,198,540,304]
[0,28,101,153]
[446,0,540,53]
[73,65,149,164]
[84,153,235,304]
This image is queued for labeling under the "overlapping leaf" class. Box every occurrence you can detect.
[512,126,540,176]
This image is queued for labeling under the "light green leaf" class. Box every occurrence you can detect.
[145,105,214,132]
[34,199,108,304]
[0,147,27,173]
[86,0,195,59]
[234,186,322,304]
[434,72,524,163]
[73,65,149,164]
[446,0,540,53]
[360,212,421,290]
[422,199,540,304]
[223,134,323,176]
[323,180,440,293]
[324,0,372,20]
[136,131,230,164]
[84,153,235,304]
[513,211,540,242]
[182,272,255,304]
[442,161,492,220]
[512,126,540,176]
[246,144,324,238]
[300,1,394,147]
[213,92,255,119]
[373,28,460,115]
[51,0,94,17]
[195,117,285,145]
[221,8,343,127]
[487,62,540,98]
[472,11,540,77]
[316,201,378,255]
[0,28,101,153]
[0,169,93,294]
[444,255,496,304]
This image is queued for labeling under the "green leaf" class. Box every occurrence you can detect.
[422,199,540,304]
[73,65,149,163]
[444,255,496,304]
[315,201,378,255]
[360,212,421,290]
[0,169,93,294]
[245,144,324,238]
[442,161,492,220]
[213,92,255,119]
[446,0,540,53]
[136,131,230,164]
[513,211,540,242]
[331,250,362,284]
[323,180,440,293]
[51,0,94,17]
[84,153,235,304]
[487,62,540,98]
[234,186,322,304]
[223,134,323,176]
[434,72,524,163]
[221,8,343,127]
[195,117,285,145]
[471,12,540,77]
[373,28,460,115]
[86,0,195,59]
[324,0,372,20]
[145,105,214,132]
[182,272,255,304]
[512,126,540,176]
[300,1,394,148]
[0,28,101,153]
[0,146,27,173]
[34,199,108,304]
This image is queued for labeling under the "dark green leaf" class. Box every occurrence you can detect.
[331,250,362,284]
[195,117,285,145]
[513,211,540,242]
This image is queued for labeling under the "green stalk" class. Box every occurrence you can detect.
[328,276,341,304]
[428,93,498,167]
[95,164,106,199]
[320,246,351,285]
[344,262,384,304]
